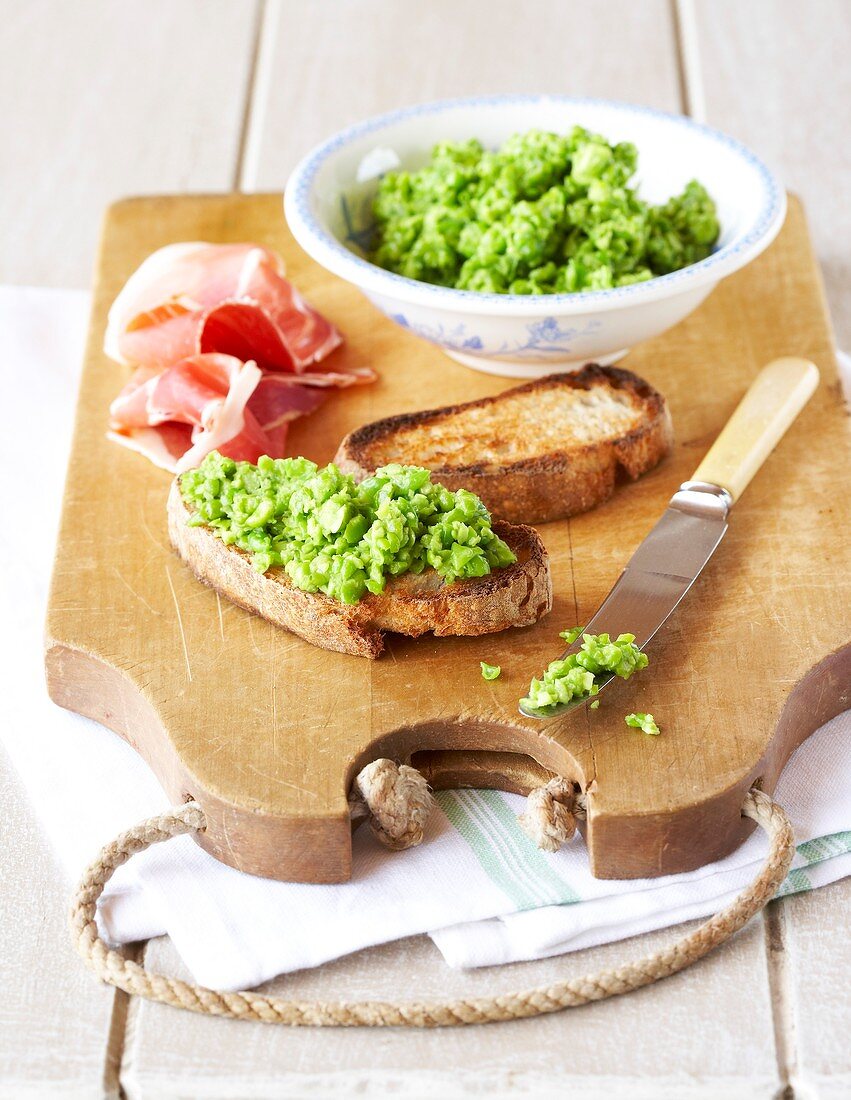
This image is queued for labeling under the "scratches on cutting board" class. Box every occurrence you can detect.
[246,614,267,660]
[139,500,170,555]
[164,565,193,682]
[270,628,278,759]
[318,682,346,734]
[219,809,237,864]
[215,591,225,641]
[245,762,318,798]
[566,516,598,786]
[112,566,161,617]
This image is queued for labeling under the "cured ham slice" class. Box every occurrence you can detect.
[248,375,328,435]
[110,354,284,473]
[108,366,162,428]
[104,242,343,373]
[197,295,340,372]
[106,423,195,473]
[105,241,377,472]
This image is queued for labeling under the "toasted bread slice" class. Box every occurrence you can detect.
[167,483,552,659]
[335,365,673,524]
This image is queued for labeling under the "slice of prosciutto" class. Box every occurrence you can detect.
[105,241,378,472]
[108,353,328,474]
[104,242,343,373]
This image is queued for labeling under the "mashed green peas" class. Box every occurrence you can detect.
[520,632,648,712]
[180,452,516,605]
[369,127,719,294]
[625,712,661,736]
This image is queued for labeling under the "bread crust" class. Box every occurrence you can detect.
[335,365,673,524]
[167,483,552,659]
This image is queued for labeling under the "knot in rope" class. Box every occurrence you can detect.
[518,777,580,852]
[349,758,435,850]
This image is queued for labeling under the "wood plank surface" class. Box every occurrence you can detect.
[782,881,851,1098]
[689,0,851,345]
[0,0,261,288]
[122,921,780,1099]
[242,0,682,188]
[1,0,849,1095]
[0,746,118,1100]
[0,3,261,1095]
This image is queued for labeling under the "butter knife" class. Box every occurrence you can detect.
[519,357,820,720]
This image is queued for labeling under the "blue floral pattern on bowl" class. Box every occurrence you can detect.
[388,312,603,360]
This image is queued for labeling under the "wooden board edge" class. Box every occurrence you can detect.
[584,642,851,877]
[44,643,353,883]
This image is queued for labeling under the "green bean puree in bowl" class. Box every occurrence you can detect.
[368,126,720,294]
[180,452,516,605]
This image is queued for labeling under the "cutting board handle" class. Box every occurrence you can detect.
[692,357,819,503]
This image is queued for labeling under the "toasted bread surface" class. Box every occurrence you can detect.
[167,483,552,658]
[335,365,673,524]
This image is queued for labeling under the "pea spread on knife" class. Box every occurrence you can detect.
[369,127,720,294]
[180,452,516,605]
[520,631,648,712]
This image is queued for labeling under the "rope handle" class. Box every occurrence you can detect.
[70,783,793,1027]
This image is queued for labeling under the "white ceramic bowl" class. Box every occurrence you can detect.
[284,96,785,378]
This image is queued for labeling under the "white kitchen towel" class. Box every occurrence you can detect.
[2,284,849,991]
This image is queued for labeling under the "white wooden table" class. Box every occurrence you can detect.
[2,2,849,1096]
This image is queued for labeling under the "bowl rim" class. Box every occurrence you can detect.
[284,94,786,317]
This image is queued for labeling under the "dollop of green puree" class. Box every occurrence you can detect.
[521,632,648,712]
[180,452,516,605]
[369,127,719,293]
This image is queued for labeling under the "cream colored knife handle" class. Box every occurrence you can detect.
[691,357,819,503]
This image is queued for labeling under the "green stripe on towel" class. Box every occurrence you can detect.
[796,830,851,865]
[437,790,580,909]
[438,791,538,910]
[777,867,813,897]
[475,790,581,905]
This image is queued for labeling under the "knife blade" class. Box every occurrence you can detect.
[518,481,734,721]
[577,482,731,649]
[519,356,820,720]
[517,482,730,718]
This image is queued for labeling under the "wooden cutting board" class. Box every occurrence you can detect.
[45,193,851,883]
